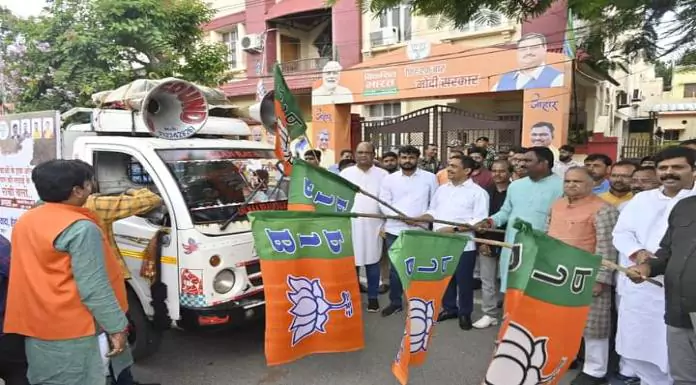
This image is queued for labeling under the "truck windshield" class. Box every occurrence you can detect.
[156,148,288,224]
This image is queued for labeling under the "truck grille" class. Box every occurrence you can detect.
[245,260,263,287]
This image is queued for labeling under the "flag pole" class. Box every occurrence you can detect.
[349,212,505,234]
[350,212,663,288]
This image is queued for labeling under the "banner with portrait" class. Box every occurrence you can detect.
[311,34,572,162]
[0,110,60,239]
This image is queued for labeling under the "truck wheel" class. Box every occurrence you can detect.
[127,289,163,362]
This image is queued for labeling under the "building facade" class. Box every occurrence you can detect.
[204,0,622,163]
[650,65,696,143]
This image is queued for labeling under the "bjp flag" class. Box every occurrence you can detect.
[483,219,602,384]
[388,230,469,385]
[248,210,364,366]
[287,158,359,212]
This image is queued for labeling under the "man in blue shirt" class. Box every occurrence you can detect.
[584,153,612,194]
[0,233,29,385]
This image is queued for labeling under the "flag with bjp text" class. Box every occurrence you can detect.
[287,158,359,212]
[273,64,307,175]
[483,219,602,385]
[389,230,469,385]
[249,210,364,366]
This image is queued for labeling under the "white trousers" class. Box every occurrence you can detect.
[583,338,610,378]
[621,357,673,385]
[99,333,110,376]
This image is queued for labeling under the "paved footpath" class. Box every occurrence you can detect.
[131,293,586,385]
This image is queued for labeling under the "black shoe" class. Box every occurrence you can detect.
[359,283,368,293]
[458,315,473,330]
[378,284,390,294]
[381,303,403,317]
[367,298,380,313]
[437,310,458,322]
[570,372,608,385]
[615,374,641,385]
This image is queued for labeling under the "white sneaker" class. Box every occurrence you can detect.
[472,315,499,329]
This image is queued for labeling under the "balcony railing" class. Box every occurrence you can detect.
[279,57,331,75]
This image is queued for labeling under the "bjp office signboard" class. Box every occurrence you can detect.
[310,34,572,161]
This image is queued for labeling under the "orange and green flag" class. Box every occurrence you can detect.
[287,158,359,212]
[388,230,469,385]
[483,219,602,385]
[273,64,307,175]
[248,210,364,366]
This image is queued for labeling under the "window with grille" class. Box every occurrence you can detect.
[364,103,402,121]
[458,9,506,33]
[222,28,239,69]
[683,83,696,98]
[370,4,412,46]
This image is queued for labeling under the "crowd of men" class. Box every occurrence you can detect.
[1,135,695,385]
[302,136,696,385]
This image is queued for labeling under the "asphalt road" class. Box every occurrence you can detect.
[130,294,582,385]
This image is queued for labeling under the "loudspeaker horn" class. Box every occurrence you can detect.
[142,78,209,140]
[248,91,276,133]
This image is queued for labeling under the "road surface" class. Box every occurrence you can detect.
[131,294,584,385]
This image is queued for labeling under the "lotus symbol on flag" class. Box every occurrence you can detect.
[408,297,435,353]
[286,275,354,347]
[484,321,564,385]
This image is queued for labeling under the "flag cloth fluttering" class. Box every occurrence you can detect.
[248,211,364,366]
[388,230,469,385]
[563,8,576,59]
[287,158,359,212]
[483,219,602,385]
[272,64,307,175]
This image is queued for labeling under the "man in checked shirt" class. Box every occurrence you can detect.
[84,187,162,385]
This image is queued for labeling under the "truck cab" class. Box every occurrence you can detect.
[63,107,287,360]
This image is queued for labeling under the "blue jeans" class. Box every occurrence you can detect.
[385,233,404,308]
[442,250,477,317]
[356,262,381,300]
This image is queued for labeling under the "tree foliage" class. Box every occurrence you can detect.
[2,0,230,112]
[354,0,695,67]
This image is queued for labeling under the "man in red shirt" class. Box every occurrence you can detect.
[468,147,494,189]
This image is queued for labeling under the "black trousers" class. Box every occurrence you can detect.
[0,333,29,385]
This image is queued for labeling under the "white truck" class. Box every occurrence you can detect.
[0,79,286,360]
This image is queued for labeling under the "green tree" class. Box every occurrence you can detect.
[4,0,230,112]
[352,0,695,65]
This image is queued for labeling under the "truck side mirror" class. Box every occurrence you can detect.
[142,205,169,227]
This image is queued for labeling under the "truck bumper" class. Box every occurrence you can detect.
[178,290,265,329]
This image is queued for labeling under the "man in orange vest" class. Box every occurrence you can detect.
[5,159,130,385]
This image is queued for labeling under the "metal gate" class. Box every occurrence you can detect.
[362,105,521,160]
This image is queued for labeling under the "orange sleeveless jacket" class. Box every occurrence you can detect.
[4,203,128,340]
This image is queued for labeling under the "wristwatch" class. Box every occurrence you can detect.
[453,227,460,233]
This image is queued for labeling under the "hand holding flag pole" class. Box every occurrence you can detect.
[351,212,663,288]
[349,212,506,236]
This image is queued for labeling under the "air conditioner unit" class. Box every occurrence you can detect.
[241,34,263,52]
[380,27,399,46]
[370,27,400,47]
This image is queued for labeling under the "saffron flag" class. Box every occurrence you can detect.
[483,220,602,385]
[248,211,364,366]
[273,64,307,175]
[389,230,469,385]
[287,158,359,212]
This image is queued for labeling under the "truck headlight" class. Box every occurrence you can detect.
[213,269,236,294]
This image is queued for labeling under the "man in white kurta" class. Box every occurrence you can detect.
[340,142,388,313]
[613,147,696,385]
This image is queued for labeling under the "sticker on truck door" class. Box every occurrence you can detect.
[180,268,206,308]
